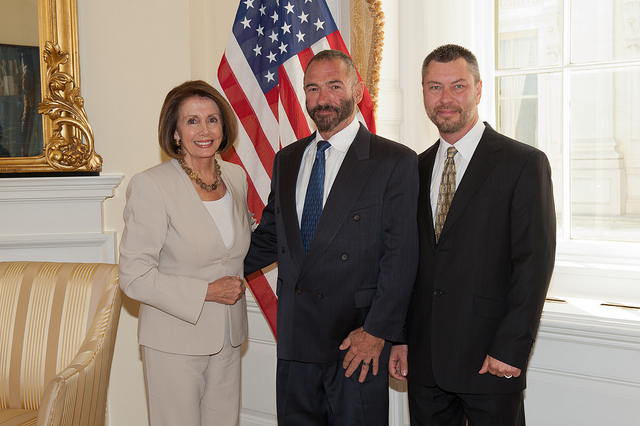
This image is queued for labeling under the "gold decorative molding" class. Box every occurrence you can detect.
[0,0,100,174]
[350,0,385,115]
[38,41,101,171]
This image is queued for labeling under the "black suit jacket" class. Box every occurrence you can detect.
[406,123,556,394]
[245,123,419,363]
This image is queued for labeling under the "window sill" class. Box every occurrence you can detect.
[548,240,640,305]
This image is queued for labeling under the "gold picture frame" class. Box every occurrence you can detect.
[0,0,101,174]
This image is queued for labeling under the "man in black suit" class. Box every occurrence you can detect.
[389,44,556,425]
[244,49,419,425]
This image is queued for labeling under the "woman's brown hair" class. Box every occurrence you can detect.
[158,80,238,159]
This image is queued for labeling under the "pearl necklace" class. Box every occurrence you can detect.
[178,158,222,192]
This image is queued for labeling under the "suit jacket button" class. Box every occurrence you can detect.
[433,289,443,296]
[341,253,348,261]
[276,206,280,213]
[353,214,361,221]
[316,292,323,299]
[281,246,285,253]
[221,257,231,266]
[295,287,302,294]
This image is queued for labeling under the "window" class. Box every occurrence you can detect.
[497,0,640,245]
[377,0,639,302]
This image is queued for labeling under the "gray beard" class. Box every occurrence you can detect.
[308,97,355,132]
[428,107,474,135]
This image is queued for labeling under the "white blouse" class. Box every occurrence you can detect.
[203,189,234,249]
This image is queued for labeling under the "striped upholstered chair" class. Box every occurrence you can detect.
[0,262,122,426]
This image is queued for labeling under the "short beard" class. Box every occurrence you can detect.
[427,106,474,135]
[307,97,355,132]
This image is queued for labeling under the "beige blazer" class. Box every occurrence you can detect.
[119,158,250,355]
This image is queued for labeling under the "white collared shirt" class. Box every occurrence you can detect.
[296,118,360,225]
[430,119,486,225]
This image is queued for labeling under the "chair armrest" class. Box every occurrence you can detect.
[37,276,122,426]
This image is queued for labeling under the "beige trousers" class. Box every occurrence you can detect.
[141,328,241,426]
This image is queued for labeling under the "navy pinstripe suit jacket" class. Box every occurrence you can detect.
[245,123,419,363]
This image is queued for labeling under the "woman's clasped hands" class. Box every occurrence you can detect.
[206,275,245,305]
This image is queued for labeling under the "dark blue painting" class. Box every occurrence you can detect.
[0,44,42,157]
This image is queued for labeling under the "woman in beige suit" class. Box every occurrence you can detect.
[119,80,251,426]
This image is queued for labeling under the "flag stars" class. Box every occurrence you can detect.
[265,70,275,82]
[285,2,295,14]
[231,0,339,88]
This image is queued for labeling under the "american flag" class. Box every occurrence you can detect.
[214,0,377,338]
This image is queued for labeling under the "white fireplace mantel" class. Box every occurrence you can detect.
[0,174,123,263]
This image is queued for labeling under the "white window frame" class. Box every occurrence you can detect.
[375,0,640,305]
[495,0,640,305]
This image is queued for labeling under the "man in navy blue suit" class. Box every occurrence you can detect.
[245,49,419,426]
[389,44,556,426]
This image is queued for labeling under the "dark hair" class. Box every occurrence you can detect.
[422,44,481,84]
[305,49,358,86]
[158,80,238,159]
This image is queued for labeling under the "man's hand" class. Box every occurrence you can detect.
[389,345,408,381]
[339,327,385,383]
[478,354,521,379]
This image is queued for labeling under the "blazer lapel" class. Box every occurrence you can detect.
[438,123,502,242]
[220,160,249,255]
[299,124,378,280]
[419,144,438,250]
[171,159,228,254]
[280,134,314,269]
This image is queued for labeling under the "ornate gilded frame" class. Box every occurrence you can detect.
[0,0,101,174]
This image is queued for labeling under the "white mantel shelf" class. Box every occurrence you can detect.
[0,175,122,201]
[0,174,123,263]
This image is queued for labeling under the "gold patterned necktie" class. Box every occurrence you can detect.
[434,146,458,243]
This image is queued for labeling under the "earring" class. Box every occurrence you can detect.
[173,138,181,147]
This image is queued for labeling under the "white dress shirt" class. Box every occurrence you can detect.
[295,118,361,225]
[430,119,486,225]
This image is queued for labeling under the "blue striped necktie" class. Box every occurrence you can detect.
[300,140,331,252]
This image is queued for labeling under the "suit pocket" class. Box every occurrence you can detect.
[473,295,506,321]
[467,191,507,206]
[350,196,380,211]
[354,288,377,308]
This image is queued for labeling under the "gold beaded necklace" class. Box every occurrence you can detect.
[178,158,222,192]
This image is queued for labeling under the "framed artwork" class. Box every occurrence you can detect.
[0,0,101,175]
[0,43,43,158]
